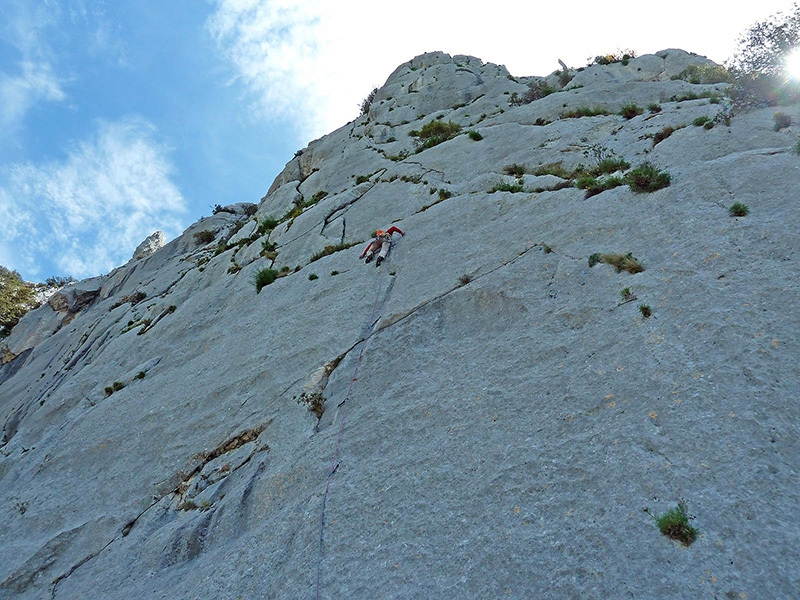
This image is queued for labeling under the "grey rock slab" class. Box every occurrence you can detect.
[1,48,798,600]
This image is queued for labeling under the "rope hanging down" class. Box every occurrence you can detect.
[315,254,395,600]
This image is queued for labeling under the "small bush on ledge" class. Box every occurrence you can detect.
[309,241,362,263]
[489,181,524,193]
[624,162,671,193]
[409,120,462,152]
[193,230,216,245]
[560,106,611,119]
[620,103,643,119]
[254,268,279,293]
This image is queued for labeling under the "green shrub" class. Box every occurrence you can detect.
[625,162,671,192]
[560,106,611,118]
[400,174,423,184]
[508,80,556,106]
[576,175,599,190]
[257,217,279,236]
[386,150,410,162]
[467,130,483,141]
[110,290,147,310]
[774,112,792,131]
[134,371,146,380]
[648,103,662,113]
[648,502,698,546]
[309,190,329,203]
[254,268,279,293]
[795,138,800,154]
[309,241,362,263]
[330,271,339,276]
[675,64,734,84]
[693,116,713,127]
[583,176,625,198]
[596,156,630,174]
[729,202,749,216]
[504,164,526,177]
[652,126,676,146]
[104,381,126,397]
[193,230,216,245]
[639,304,652,318]
[620,103,643,119]
[489,182,524,193]
[620,287,634,302]
[438,188,452,201]
[308,273,318,281]
[591,50,636,66]
[409,120,462,151]
[588,252,645,274]
[355,174,370,184]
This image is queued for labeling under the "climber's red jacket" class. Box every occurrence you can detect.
[359,226,405,258]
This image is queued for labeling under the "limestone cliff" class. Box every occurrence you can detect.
[1,50,798,599]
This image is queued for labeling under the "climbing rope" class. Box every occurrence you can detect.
[315,247,395,600]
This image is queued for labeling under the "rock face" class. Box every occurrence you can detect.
[131,231,166,261]
[1,50,798,599]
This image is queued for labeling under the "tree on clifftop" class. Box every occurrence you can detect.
[727,3,800,107]
[0,266,38,336]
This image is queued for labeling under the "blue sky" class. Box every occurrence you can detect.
[1,0,794,282]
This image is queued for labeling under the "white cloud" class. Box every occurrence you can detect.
[208,0,795,143]
[0,60,66,131]
[0,1,66,135]
[0,117,187,279]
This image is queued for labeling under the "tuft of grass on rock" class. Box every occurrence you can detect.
[309,241,362,263]
[589,252,645,274]
[625,162,671,193]
[729,202,749,217]
[193,230,216,245]
[560,106,611,119]
[257,217,280,236]
[647,501,698,547]
[652,126,675,146]
[253,268,279,293]
[504,163,526,177]
[409,120,462,152]
[620,103,643,119]
[639,304,652,318]
[489,181,524,193]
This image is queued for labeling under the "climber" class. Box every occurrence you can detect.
[359,226,405,267]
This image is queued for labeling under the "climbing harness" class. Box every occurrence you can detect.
[315,247,396,599]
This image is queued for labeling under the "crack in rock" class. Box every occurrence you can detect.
[375,243,540,333]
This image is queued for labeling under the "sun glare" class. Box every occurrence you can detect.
[786,47,800,79]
